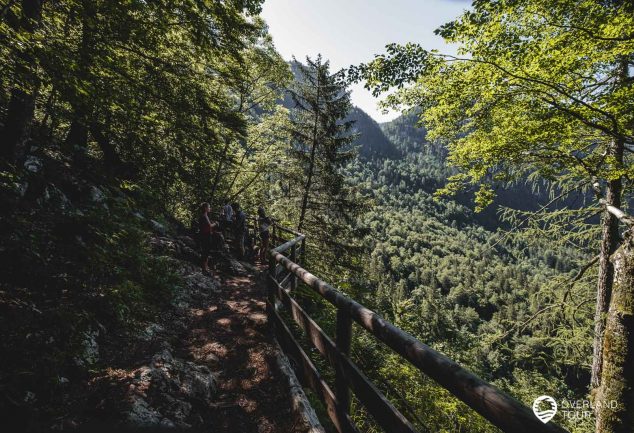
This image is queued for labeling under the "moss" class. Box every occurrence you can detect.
[596,234,634,433]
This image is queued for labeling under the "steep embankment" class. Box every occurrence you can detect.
[0,152,318,432]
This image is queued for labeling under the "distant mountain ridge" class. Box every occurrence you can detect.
[377,110,549,229]
[282,60,398,160]
[348,107,399,160]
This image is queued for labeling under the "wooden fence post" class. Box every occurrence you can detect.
[290,243,298,291]
[272,223,278,246]
[300,237,306,266]
[267,252,278,334]
[335,307,353,418]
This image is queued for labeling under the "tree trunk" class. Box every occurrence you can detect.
[297,138,317,233]
[592,174,623,389]
[90,121,122,168]
[595,231,634,433]
[0,0,42,164]
[63,0,96,156]
[591,58,627,390]
[209,138,232,203]
[297,75,321,233]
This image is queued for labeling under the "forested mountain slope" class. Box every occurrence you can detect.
[349,107,399,160]
[377,111,592,230]
[312,112,597,432]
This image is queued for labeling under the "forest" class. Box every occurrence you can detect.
[1,1,633,433]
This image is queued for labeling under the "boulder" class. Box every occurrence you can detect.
[149,219,167,236]
[24,156,42,173]
[89,186,106,203]
[140,323,164,342]
[40,184,73,212]
[228,258,247,276]
[175,235,197,250]
[76,329,99,366]
[14,181,28,197]
[124,349,217,429]
[149,236,200,264]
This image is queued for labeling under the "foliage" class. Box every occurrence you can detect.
[276,56,366,273]
[350,0,634,244]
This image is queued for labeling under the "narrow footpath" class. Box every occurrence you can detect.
[75,235,319,433]
[182,270,297,432]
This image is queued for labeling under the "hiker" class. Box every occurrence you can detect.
[221,201,234,239]
[198,202,217,275]
[257,206,271,262]
[233,203,247,258]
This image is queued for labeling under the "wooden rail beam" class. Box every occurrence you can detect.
[270,278,419,433]
[269,249,569,433]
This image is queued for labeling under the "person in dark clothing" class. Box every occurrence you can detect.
[257,206,271,262]
[221,201,234,239]
[233,203,247,258]
[198,202,217,275]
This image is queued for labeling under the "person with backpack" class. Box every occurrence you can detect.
[198,202,217,275]
[257,206,271,263]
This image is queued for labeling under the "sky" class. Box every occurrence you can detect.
[261,0,471,123]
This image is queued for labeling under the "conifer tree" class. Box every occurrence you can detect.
[286,56,361,263]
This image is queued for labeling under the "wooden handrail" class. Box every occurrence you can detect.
[267,228,570,433]
[272,235,305,254]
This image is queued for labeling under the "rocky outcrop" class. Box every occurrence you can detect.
[276,349,326,433]
[149,236,200,264]
[125,349,217,429]
[117,234,223,429]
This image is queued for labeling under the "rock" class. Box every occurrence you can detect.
[179,362,216,402]
[149,236,199,263]
[123,350,217,429]
[40,184,73,212]
[24,156,42,173]
[172,273,219,311]
[276,350,327,433]
[14,181,28,197]
[140,323,164,341]
[150,219,167,236]
[152,349,173,366]
[149,236,174,254]
[89,186,106,203]
[184,272,219,292]
[175,235,197,250]
[79,329,99,365]
[228,258,247,275]
[127,395,162,427]
[241,261,259,273]
[24,391,36,404]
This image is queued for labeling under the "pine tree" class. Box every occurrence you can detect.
[286,56,361,265]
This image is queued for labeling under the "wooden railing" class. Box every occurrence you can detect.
[265,225,570,433]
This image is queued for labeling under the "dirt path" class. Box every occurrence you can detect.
[180,267,298,433]
[79,240,310,433]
